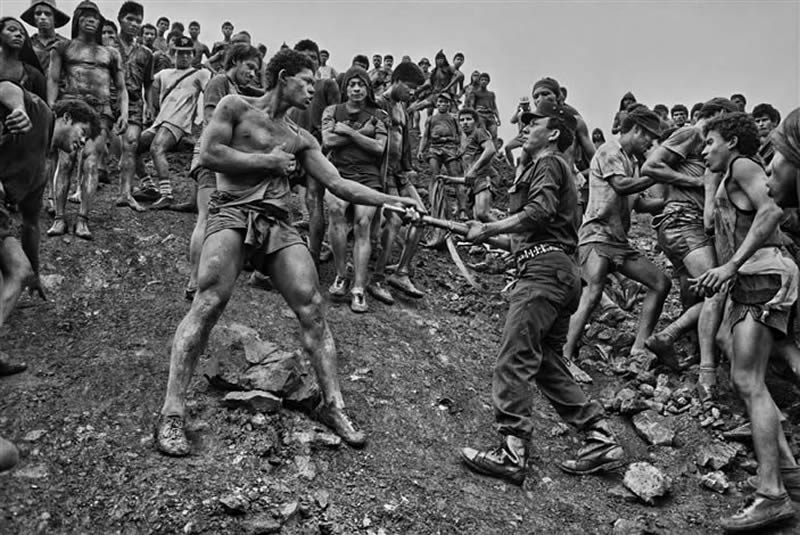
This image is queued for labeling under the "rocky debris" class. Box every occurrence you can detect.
[23,429,47,442]
[632,410,675,446]
[623,462,671,504]
[219,491,250,515]
[280,501,299,522]
[242,514,282,534]
[41,274,65,292]
[295,455,317,480]
[607,484,639,503]
[314,490,330,510]
[222,391,282,414]
[699,471,730,494]
[612,518,647,535]
[696,441,740,470]
[293,428,342,449]
[653,374,673,405]
[283,374,321,413]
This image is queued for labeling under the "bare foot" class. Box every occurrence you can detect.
[115,195,146,213]
[74,218,93,240]
[46,218,67,237]
[68,192,81,204]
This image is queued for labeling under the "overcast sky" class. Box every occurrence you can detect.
[7,0,799,141]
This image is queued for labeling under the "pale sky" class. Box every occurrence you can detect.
[6,0,800,142]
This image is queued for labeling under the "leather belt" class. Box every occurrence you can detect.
[515,243,566,267]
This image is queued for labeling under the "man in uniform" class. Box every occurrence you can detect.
[153,49,422,456]
[459,101,624,485]
[21,0,70,74]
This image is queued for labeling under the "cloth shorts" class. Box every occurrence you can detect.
[205,194,306,272]
[655,210,712,272]
[722,274,792,336]
[578,241,639,273]
[427,145,460,164]
[127,99,144,129]
[146,121,185,143]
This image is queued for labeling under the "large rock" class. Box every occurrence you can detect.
[239,351,304,397]
[623,462,671,504]
[696,441,739,470]
[222,391,281,414]
[283,373,321,413]
[242,514,281,534]
[632,410,675,446]
[202,323,272,390]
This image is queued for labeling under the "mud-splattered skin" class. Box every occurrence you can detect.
[53,39,120,108]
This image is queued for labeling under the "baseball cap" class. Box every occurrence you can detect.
[173,35,195,51]
[520,100,577,133]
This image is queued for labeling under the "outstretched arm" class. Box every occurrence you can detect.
[301,141,422,211]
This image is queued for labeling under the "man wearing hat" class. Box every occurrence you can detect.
[21,0,69,74]
[47,0,128,240]
[563,106,672,367]
[641,97,738,394]
[459,101,625,484]
[136,35,211,210]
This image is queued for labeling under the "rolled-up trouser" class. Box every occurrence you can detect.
[493,250,604,439]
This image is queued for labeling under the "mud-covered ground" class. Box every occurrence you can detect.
[2,141,800,534]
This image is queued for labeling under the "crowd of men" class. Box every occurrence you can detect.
[2,1,800,532]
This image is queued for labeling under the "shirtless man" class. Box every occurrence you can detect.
[21,0,70,74]
[368,54,382,84]
[451,52,465,102]
[317,49,337,80]
[187,21,211,69]
[465,73,499,139]
[503,96,530,166]
[152,16,169,53]
[209,21,233,71]
[153,49,421,455]
[0,84,98,374]
[114,1,153,212]
[46,0,128,240]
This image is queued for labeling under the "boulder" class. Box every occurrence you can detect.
[240,351,304,397]
[623,462,671,504]
[632,410,675,446]
[696,441,739,470]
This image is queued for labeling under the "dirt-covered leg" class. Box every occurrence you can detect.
[266,243,366,447]
[156,229,244,456]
